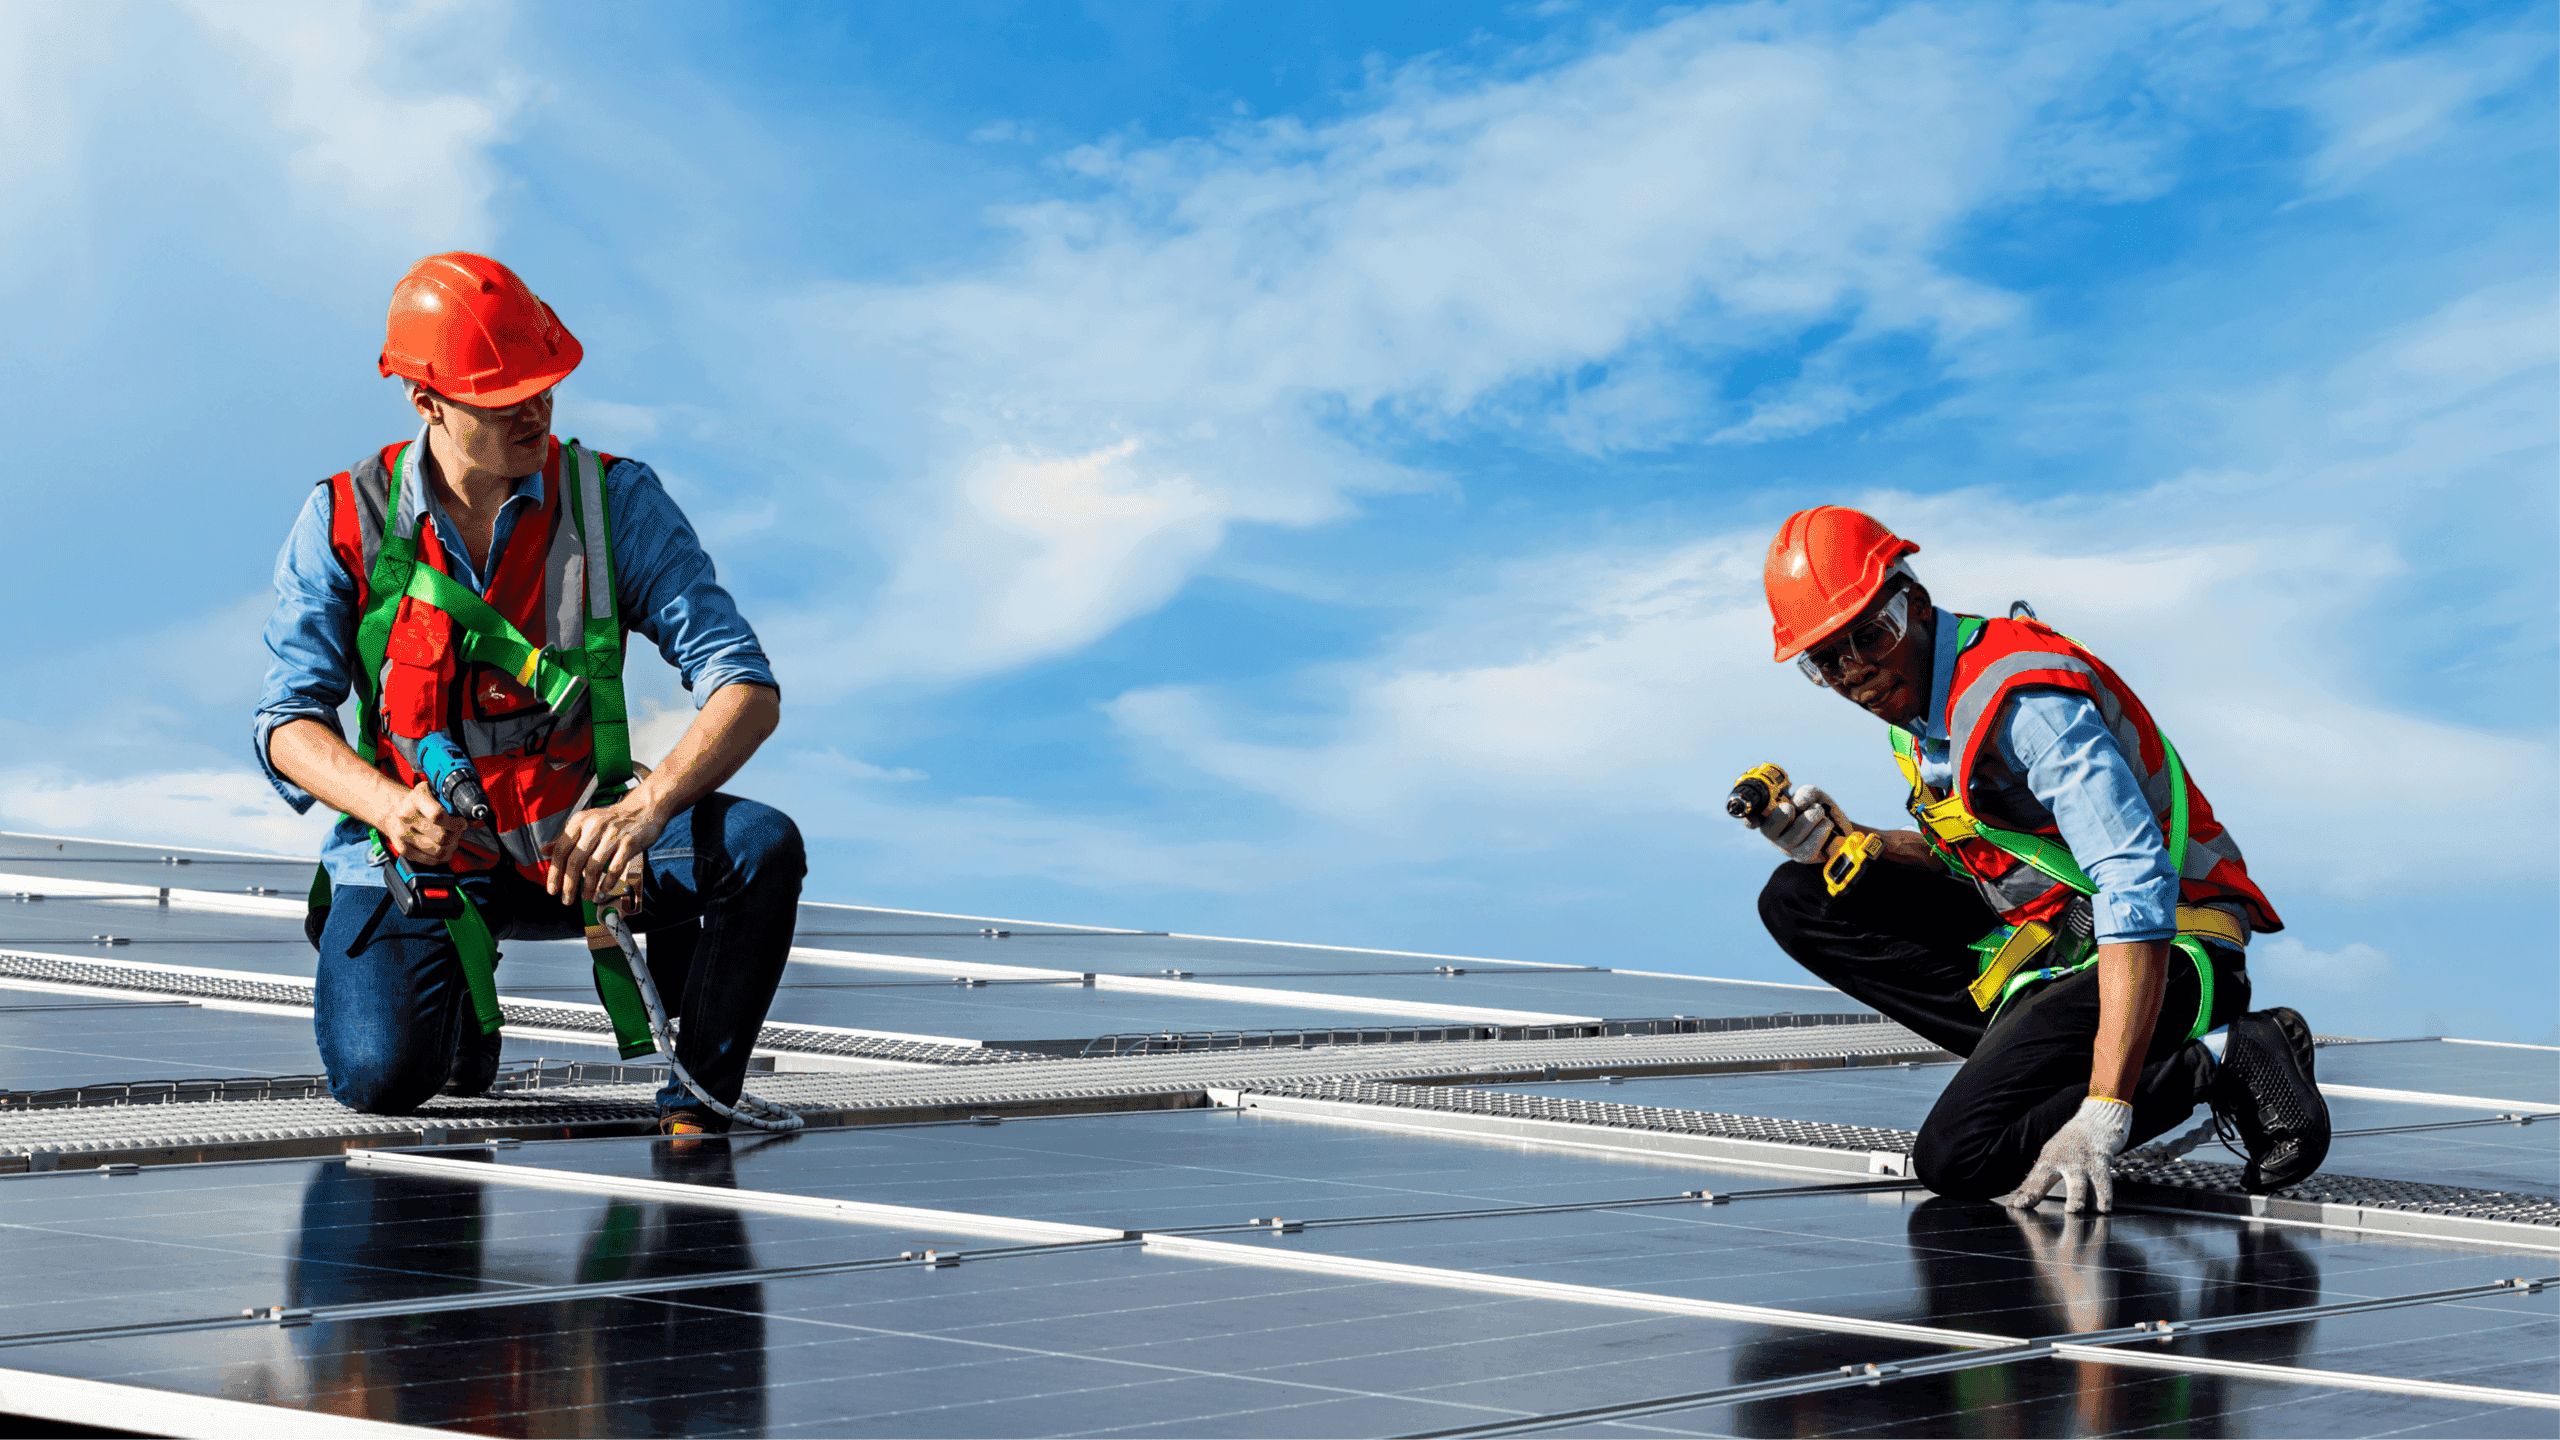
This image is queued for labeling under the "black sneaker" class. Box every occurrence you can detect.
[2211,1007,2330,1192]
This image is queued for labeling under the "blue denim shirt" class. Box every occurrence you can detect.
[256,426,779,885]
[1896,609,2177,944]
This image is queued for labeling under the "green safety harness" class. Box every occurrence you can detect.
[309,440,658,1057]
[1889,619,2231,1041]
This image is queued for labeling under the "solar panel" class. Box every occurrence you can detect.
[0,830,2551,1437]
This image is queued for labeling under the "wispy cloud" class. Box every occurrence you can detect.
[1107,275,2558,899]
[755,1,2270,692]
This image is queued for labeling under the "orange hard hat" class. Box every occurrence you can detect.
[377,252,582,408]
[1763,506,1920,661]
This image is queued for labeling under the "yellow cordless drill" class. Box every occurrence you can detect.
[1725,762,1880,897]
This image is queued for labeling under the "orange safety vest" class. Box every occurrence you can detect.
[1900,614,2282,935]
[324,436,633,884]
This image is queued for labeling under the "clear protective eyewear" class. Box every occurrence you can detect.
[1797,587,1911,686]
[442,387,556,422]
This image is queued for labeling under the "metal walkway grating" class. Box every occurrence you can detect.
[1247,1079,2560,1230]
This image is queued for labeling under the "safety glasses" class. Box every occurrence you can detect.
[1797,587,1910,686]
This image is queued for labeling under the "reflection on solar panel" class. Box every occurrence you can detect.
[1,830,2552,1437]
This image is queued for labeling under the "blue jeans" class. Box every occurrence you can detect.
[313,792,805,1120]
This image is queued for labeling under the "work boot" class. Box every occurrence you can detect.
[442,1021,504,1098]
[2210,1007,2330,1193]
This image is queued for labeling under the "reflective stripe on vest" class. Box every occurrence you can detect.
[329,437,634,880]
[322,437,649,1053]
[1910,614,2281,934]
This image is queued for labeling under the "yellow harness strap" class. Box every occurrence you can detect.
[1968,921,2052,1010]
[2174,902,2248,952]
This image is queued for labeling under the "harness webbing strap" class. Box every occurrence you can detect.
[562,443,632,788]
[329,438,644,1043]
[584,903,657,1059]
[349,441,427,766]
[400,564,591,712]
[448,891,505,1035]
[1890,666,2222,1039]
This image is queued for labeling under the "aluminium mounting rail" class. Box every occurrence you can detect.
[1221,1080,2560,1250]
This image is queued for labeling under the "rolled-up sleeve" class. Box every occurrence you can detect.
[253,485,358,812]
[605,460,778,703]
[1997,692,2178,944]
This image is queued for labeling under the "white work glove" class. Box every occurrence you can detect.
[1756,786,1838,864]
[2000,1096,2134,1213]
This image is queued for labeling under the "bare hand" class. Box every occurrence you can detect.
[544,794,666,906]
[381,780,470,865]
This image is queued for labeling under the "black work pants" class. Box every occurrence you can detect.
[1758,859,2249,1200]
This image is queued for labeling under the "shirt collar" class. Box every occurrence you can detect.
[397,424,551,529]
[1898,607,1963,743]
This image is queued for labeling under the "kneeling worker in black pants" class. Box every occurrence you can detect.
[1745,507,2330,1210]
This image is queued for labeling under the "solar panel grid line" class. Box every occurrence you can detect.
[0,1241,1137,1356]
[2042,1343,2560,1408]
[0,1362,442,1439]
[1386,1278,2560,1439]
[1138,1233,2026,1349]
[788,947,1091,982]
[344,1147,1133,1242]
[1145,1180,1925,1237]
[0,872,304,919]
[2335,1112,2560,1138]
[1091,973,1600,1025]
[2321,1082,2560,1113]
[606,1281,1580,1436]
[0,831,308,862]
[2443,1038,2560,1052]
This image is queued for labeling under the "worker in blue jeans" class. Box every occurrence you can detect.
[255,252,800,1135]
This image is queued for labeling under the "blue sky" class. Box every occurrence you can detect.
[0,0,2551,1042]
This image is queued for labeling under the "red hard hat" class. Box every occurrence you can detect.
[377,253,582,407]
[1763,506,1920,661]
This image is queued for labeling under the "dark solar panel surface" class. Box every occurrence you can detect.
[1585,1359,2559,1439]
[2318,1040,2560,1107]
[0,1250,1903,1439]
[0,1157,936,1339]
[1165,966,1862,1018]
[2,833,2552,1439]
[487,1111,1739,1229]
[1251,1189,2527,1340]
[0,834,312,896]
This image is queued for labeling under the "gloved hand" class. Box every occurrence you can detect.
[1755,785,1838,864]
[2000,1096,2134,1213]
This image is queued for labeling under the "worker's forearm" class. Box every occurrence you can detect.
[269,718,410,831]
[628,683,779,823]
[1874,828,1936,868]
[2090,938,2170,1102]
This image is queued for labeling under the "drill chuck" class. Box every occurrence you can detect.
[1725,763,1791,823]
[416,731,494,826]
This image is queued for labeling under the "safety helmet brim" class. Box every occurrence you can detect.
[1763,506,1920,661]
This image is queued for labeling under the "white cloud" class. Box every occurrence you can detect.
[0,2,519,257]
[758,1,2249,692]
[173,0,521,252]
[1108,277,2559,897]
[2248,934,2395,995]
[0,767,331,858]
[2298,13,2555,192]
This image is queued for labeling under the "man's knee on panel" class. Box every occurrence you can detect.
[326,1038,448,1115]
[1912,1124,2018,1202]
